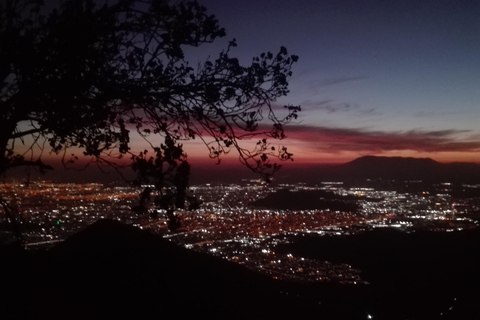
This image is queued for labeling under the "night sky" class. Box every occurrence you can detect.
[178,0,480,165]
[16,0,480,182]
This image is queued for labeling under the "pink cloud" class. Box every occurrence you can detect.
[282,125,480,153]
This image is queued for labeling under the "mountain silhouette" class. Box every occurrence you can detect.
[337,156,480,182]
[337,156,441,180]
[247,156,480,185]
[276,156,480,183]
[1,219,366,319]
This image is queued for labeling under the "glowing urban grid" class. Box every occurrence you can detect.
[1,180,478,284]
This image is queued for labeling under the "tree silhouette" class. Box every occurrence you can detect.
[1,0,300,231]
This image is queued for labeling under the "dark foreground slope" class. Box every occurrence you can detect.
[1,219,364,320]
[5,220,480,319]
[278,227,480,320]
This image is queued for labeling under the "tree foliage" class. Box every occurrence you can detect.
[1,0,300,230]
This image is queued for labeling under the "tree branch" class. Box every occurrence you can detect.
[10,128,43,139]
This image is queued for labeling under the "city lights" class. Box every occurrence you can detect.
[1,179,478,284]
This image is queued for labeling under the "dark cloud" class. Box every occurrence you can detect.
[413,111,459,118]
[300,99,333,108]
[283,125,480,153]
[313,76,368,87]
[357,108,379,116]
[300,100,378,115]
[406,129,471,137]
[305,76,367,95]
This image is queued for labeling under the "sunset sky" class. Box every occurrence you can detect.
[181,0,480,165]
[12,0,480,183]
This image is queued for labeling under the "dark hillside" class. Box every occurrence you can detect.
[1,219,361,320]
[278,228,480,319]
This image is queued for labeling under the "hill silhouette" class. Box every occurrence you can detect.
[272,156,480,184]
[341,156,480,182]
[4,219,480,319]
[278,227,480,319]
[1,219,368,320]
[342,156,441,178]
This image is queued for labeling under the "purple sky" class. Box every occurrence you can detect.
[180,0,480,164]
[14,0,480,183]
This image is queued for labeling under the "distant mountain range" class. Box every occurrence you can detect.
[336,156,480,182]
[273,156,480,184]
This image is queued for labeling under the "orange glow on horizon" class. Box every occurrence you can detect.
[37,142,480,167]
[14,127,480,174]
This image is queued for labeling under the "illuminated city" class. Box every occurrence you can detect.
[3,0,480,318]
[1,179,478,286]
